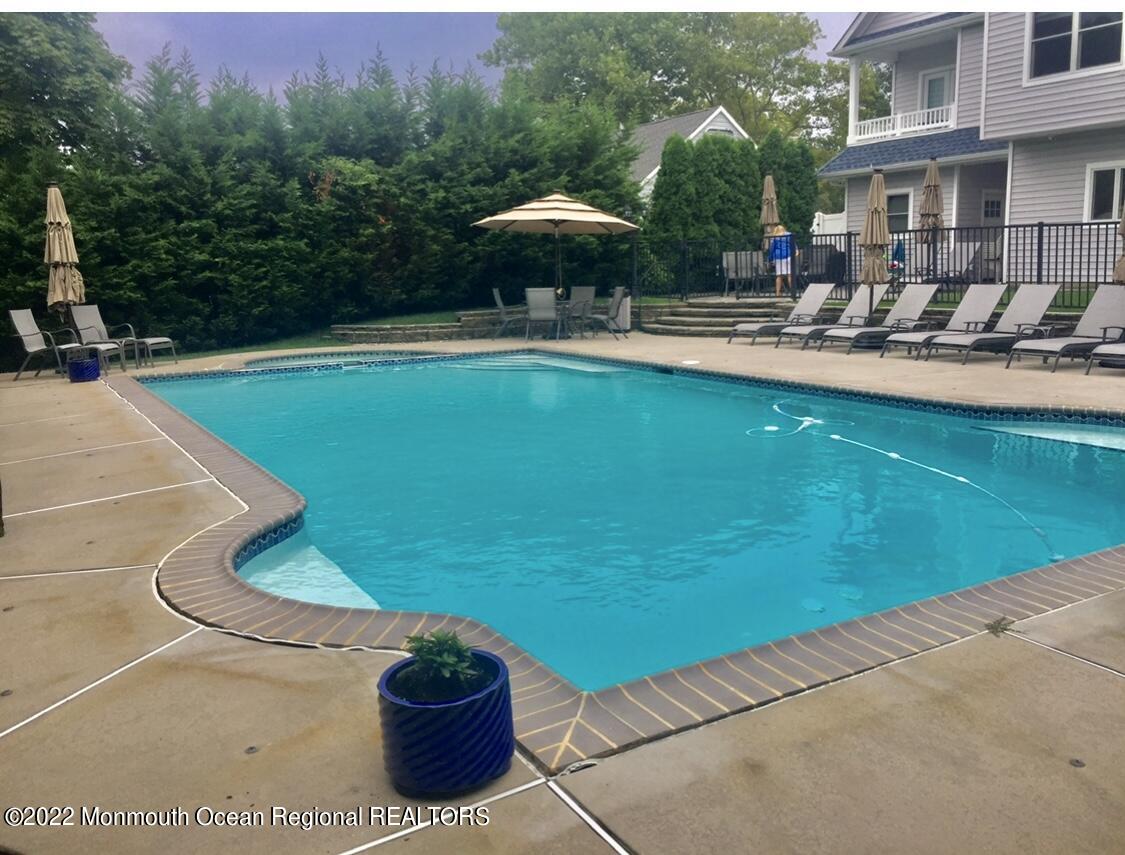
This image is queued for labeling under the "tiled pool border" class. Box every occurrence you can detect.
[111,348,1125,774]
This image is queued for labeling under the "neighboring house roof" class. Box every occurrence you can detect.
[818,127,1008,177]
[832,13,979,57]
[631,106,749,185]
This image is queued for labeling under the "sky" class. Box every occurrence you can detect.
[94,12,856,96]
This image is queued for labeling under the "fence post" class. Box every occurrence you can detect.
[679,240,689,302]
[1035,221,1045,284]
[631,233,641,331]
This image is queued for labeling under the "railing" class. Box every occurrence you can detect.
[850,104,955,144]
[632,221,1122,310]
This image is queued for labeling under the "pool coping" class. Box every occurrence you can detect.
[109,349,1125,774]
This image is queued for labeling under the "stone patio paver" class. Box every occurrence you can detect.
[1019,588,1125,674]
[561,634,1125,855]
[0,567,189,730]
[0,629,539,855]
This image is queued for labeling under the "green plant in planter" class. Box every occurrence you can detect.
[392,630,492,703]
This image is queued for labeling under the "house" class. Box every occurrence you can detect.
[820,13,1124,281]
[632,106,750,197]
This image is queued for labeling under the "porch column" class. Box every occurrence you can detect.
[848,58,860,142]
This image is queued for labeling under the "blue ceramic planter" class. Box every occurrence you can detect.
[377,649,515,797]
[67,357,100,383]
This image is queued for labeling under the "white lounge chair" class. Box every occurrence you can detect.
[881,283,1007,359]
[925,283,1062,364]
[817,283,939,354]
[1006,284,1125,373]
[775,283,890,349]
[728,282,835,345]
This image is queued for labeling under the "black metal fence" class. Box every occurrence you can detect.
[634,220,1122,309]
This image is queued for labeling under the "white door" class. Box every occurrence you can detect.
[980,190,1005,281]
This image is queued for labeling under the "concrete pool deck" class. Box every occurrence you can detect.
[2,332,1125,853]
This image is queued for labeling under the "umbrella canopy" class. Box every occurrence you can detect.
[859,170,890,317]
[1115,200,1125,284]
[919,158,944,242]
[473,193,638,289]
[760,175,780,231]
[44,183,85,309]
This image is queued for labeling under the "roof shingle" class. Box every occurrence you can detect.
[818,127,1008,177]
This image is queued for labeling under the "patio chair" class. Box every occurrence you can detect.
[8,309,88,380]
[567,286,596,338]
[722,251,758,298]
[1086,340,1125,374]
[71,304,177,368]
[588,286,629,340]
[924,283,1062,364]
[817,283,939,354]
[490,288,518,339]
[774,283,890,349]
[1006,284,1125,373]
[728,282,835,345]
[881,283,1007,359]
[525,288,563,340]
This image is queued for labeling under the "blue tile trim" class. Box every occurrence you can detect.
[242,350,433,368]
[139,348,1125,427]
[233,515,305,571]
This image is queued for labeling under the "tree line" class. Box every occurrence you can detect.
[1,12,882,357]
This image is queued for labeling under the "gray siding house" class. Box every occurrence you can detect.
[631,106,749,197]
[821,12,1124,281]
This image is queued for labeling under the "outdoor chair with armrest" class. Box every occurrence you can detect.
[1086,339,1125,374]
[774,283,890,349]
[1005,284,1125,373]
[588,286,628,340]
[817,283,939,354]
[567,286,596,338]
[881,283,1007,359]
[525,288,563,340]
[70,304,177,368]
[728,282,835,345]
[9,308,89,380]
[923,283,1062,364]
[491,288,519,339]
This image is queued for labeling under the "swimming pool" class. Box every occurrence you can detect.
[243,350,436,369]
[151,353,1125,690]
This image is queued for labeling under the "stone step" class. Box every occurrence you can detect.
[641,323,732,337]
[667,306,783,318]
[655,315,776,329]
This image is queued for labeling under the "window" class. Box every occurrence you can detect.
[1087,164,1125,221]
[983,198,1003,220]
[887,193,911,232]
[704,127,734,137]
[919,69,953,110]
[1030,12,1123,78]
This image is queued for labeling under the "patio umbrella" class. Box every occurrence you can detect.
[760,174,780,233]
[44,183,85,313]
[1116,199,1125,284]
[859,169,890,319]
[919,158,945,282]
[472,193,638,290]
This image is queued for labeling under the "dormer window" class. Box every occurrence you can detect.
[1030,12,1123,79]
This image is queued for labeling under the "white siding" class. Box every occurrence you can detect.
[692,112,741,139]
[956,24,984,127]
[982,13,1125,140]
[891,41,957,114]
[845,166,957,233]
[955,161,1007,226]
[1008,129,1125,223]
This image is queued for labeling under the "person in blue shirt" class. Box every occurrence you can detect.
[767,224,794,297]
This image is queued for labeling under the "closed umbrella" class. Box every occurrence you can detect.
[472,193,638,290]
[1115,199,1125,284]
[760,174,780,233]
[45,183,85,312]
[919,158,944,282]
[859,170,890,318]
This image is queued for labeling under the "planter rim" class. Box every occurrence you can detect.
[377,648,508,709]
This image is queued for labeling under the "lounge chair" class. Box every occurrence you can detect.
[817,283,939,354]
[71,304,176,368]
[1086,340,1125,375]
[9,309,89,380]
[774,283,890,349]
[490,288,518,339]
[589,286,629,340]
[880,283,1007,359]
[1006,284,1125,372]
[567,286,596,338]
[728,282,835,345]
[924,283,1061,364]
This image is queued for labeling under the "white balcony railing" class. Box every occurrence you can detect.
[850,104,955,144]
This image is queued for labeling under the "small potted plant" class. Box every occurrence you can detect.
[377,630,515,796]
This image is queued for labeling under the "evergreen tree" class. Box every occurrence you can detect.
[645,136,695,242]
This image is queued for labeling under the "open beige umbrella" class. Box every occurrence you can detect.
[1115,199,1125,284]
[860,170,890,318]
[473,193,638,289]
[45,183,85,312]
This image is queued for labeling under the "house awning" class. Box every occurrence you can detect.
[819,127,1008,178]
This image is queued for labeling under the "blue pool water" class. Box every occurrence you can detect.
[152,354,1125,689]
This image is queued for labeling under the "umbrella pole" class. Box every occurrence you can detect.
[555,226,562,292]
